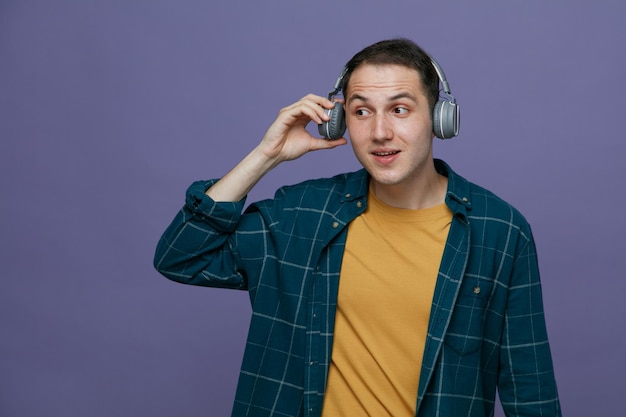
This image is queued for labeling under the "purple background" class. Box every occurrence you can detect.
[1,1,624,416]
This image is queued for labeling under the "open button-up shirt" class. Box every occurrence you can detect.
[154,159,561,417]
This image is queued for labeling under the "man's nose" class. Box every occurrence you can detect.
[371,114,392,141]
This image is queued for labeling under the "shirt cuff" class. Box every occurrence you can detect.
[184,180,247,231]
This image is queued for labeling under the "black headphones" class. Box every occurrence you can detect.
[318,56,460,140]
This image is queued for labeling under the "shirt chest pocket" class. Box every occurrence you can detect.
[443,279,493,356]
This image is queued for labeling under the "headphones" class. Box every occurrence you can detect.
[318,56,460,140]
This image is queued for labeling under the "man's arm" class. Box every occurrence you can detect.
[154,94,347,287]
[206,94,347,202]
[498,234,561,416]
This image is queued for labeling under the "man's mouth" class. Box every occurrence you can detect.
[373,150,400,156]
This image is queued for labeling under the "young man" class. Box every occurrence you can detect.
[154,38,561,417]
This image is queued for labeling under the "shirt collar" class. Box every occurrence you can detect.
[340,159,472,221]
[435,159,472,224]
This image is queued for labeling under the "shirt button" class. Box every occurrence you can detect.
[332,222,339,229]
[356,201,363,208]
[345,193,351,198]
[473,286,481,294]
[462,197,469,203]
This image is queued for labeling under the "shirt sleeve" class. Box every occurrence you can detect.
[153,179,250,290]
[497,227,562,416]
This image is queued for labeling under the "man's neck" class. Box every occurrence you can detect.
[369,165,448,210]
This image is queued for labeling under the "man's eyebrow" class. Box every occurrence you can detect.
[347,92,418,104]
[347,93,368,104]
[389,92,418,103]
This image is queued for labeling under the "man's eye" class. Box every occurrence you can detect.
[356,109,370,116]
[394,107,409,114]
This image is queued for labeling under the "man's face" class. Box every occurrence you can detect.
[345,64,435,192]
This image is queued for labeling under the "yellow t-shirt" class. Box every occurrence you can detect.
[321,188,452,417]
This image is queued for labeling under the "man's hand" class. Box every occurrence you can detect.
[257,94,347,164]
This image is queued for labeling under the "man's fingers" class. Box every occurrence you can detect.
[311,137,348,150]
[279,94,335,125]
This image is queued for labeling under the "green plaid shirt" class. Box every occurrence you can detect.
[154,159,561,417]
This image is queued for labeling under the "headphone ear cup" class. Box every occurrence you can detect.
[318,102,346,140]
[432,100,460,139]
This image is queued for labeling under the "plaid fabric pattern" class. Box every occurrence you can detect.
[154,160,561,417]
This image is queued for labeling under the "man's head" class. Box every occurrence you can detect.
[337,39,454,207]
[341,38,440,115]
